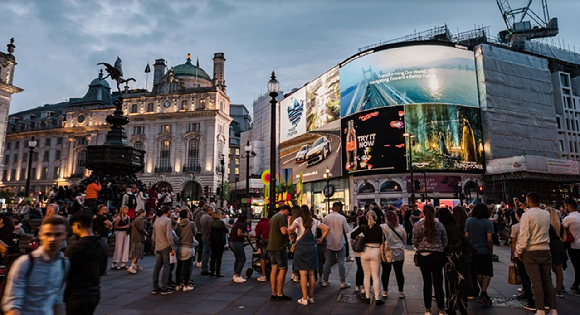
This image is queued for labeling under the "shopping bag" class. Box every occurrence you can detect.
[508,264,521,285]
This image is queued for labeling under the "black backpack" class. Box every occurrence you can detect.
[127,194,137,209]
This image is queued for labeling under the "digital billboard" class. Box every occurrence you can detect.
[306,66,341,131]
[341,106,407,173]
[280,87,307,143]
[340,44,478,117]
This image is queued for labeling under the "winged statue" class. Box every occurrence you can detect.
[98,56,136,93]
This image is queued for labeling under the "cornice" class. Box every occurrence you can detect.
[0,81,23,94]
[131,110,219,121]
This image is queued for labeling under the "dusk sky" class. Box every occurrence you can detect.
[3,0,580,115]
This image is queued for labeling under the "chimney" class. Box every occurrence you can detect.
[212,53,226,91]
[153,58,166,86]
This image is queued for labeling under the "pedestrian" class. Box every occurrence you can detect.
[176,209,196,291]
[112,206,131,270]
[511,207,536,311]
[352,215,366,294]
[151,205,176,295]
[136,187,147,212]
[128,209,148,274]
[563,198,580,296]
[65,210,107,315]
[192,201,206,268]
[439,207,468,315]
[230,214,249,283]
[381,210,407,299]
[254,213,270,282]
[351,210,384,305]
[289,205,329,305]
[93,204,112,276]
[465,203,494,307]
[414,204,448,315]
[147,184,159,211]
[1,215,69,315]
[546,207,566,297]
[85,178,101,213]
[122,188,137,220]
[210,209,228,278]
[321,201,351,289]
[289,206,301,283]
[268,205,292,301]
[200,206,213,276]
[516,192,558,315]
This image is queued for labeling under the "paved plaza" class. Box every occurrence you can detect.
[95,244,580,315]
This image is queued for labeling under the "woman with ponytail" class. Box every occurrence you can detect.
[351,210,385,305]
[413,205,448,315]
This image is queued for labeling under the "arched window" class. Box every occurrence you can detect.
[130,104,138,113]
[147,102,155,112]
[358,182,376,194]
[157,140,171,172]
[75,151,86,175]
[380,181,402,193]
[181,100,188,111]
[187,138,200,171]
[134,141,144,151]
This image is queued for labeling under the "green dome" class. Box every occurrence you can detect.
[173,58,211,81]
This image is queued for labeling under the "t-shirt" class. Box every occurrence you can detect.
[563,211,580,249]
[229,222,246,243]
[93,214,111,238]
[267,213,288,252]
[465,217,494,255]
[290,217,320,240]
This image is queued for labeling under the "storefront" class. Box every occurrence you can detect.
[301,177,350,216]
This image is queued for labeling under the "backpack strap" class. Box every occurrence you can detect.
[25,253,35,281]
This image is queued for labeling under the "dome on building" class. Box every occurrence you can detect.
[173,55,211,81]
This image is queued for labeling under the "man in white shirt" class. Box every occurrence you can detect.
[321,202,351,289]
[563,198,580,296]
[516,192,557,315]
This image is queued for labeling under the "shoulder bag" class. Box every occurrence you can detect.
[380,226,393,263]
[352,227,366,253]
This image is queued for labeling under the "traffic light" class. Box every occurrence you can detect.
[478,185,484,194]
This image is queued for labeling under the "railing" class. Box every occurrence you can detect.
[182,165,201,173]
[154,166,172,173]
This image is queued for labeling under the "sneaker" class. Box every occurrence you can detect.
[234,276,247,283]
[398,292,406,298]
[382,291,388,297]
[425,309,432,315]
[257,275,267,282]
[160,288,174,295]
[376,300,384,305]
[354,286,360,292]
[127,266,137,274]
[308,298,314,304]
[340,282,351,289]
[321,280,329,287]
[183,285,195,292]
[523,304,536,311]
[556,290,564,298]
[297,298,308,306]
[151,288,161,295]
[276,294,292,301]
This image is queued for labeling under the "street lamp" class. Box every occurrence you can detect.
[24,136,37,198]
[403,133,415,205]
[244,141,256,218]
[268,71,279,215]
[220,154,225,207]
[322,167,332,213]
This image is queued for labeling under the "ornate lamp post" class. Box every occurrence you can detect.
[267,72,279,215]
[24,137,37,198]
[403,133,415,205]
[244,141,256,218]
[322,167,332,212]
[220,154,225,207]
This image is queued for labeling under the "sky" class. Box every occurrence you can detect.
[2,0,580,116]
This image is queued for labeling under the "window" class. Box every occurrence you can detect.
[147,102,155,112]
[57,137,63,145]
[180,100,188,111]
[199,99,206,109]
[45,138,51,146]
[33,152,39,161]
[188,123,200,132]
[134,141,144,151]
[20,168,25,180]
[570,141,573,152]
[55,150,61,160]
[161,125,171,133]
[53,167,60,179]
[235,158,240,166]
[10,169,16,181]
[76,151,86,175]
[22,152,27,162]
[567,119,570,129]
[130,104,138,113]
[557,117,561,129]
[133,126,145,134]
[158,140,171,170]
[41,167,48,180]
[565,97,572,109]
[14,141,19,149]
[77,137,87,145]
[6,142,10,150]
[3,155,8,164]
[560,73,570,87]
[2,170,6,181]
[235,167,239,175]
[235,148,240,156]
[43,151,49,162]
[31,168,36,180]
[187,139,200,170]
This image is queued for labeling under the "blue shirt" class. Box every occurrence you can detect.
[465,217,494,255]
[2,247,69,315]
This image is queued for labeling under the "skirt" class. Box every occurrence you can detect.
[550,238,566,266]
[129,241,144,260]
[293,229,318,271]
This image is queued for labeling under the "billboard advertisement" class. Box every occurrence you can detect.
[280,87,307,143]
[279,120,342,183]
[340,44,478,117]
[306,66,341,131]
[341,106,407,173]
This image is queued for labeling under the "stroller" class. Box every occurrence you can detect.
[245,236,271,279]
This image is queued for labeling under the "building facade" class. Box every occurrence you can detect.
[1,53,232,202]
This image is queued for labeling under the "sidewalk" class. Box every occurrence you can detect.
[95,244,580,315]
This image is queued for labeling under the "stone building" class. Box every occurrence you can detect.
[1,53,231,202]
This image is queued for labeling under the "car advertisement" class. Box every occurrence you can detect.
[279,120,342,183]
[341,106,407,174]
[340,44,478,118]
[306,66,341,131]
[279,87,307,143]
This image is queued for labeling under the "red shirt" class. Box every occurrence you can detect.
[255,218,270,247]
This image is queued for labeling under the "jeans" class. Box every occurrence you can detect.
[176,257,193,285]
[382,260,404,292]
[516,258,534,307]
[361,246,381,299]
[317,244,327,277]
[522,250,557,311]
[569,248,580,290]
[201,238,211,272]
[355,257,364,287]
[230,241,246,276]
[66,295,100,315]
[195,234,203,263]
[210,242,225,275]
[323,246,346,282]
[152,246,171,290]
[418,252,445,310]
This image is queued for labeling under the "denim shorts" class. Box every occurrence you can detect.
[269,248,288,269]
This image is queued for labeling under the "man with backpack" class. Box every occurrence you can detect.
[122,187,137,220]
[2,215,69,315]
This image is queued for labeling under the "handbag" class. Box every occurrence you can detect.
[380,227,393,263]
[290,231,304,253]
[353,233,366,253]
[567,229,575,243]
[508,263,521,285]
[413,252,420,267]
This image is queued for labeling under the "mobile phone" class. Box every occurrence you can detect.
[513,197,518,205]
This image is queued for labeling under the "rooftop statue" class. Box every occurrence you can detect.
[98,56,136,93]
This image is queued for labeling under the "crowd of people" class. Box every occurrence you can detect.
[0,186,579,315]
